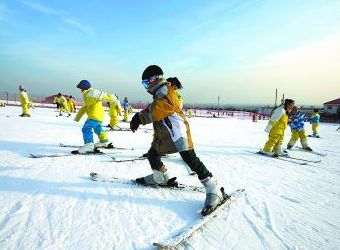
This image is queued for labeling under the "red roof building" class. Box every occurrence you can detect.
[324,98,340,114]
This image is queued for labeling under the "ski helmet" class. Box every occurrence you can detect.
[77,80,91,90]
[142,65,163,80]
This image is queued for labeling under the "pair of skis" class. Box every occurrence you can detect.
[246,150,321,165]
[29,143,134,158]
[90,172,245,249]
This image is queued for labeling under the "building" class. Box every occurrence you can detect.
[324,98,340,114]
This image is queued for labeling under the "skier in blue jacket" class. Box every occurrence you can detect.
[287,107,312,151]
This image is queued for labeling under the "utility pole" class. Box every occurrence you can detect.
[217,96,220,117]
[5,91,9,105]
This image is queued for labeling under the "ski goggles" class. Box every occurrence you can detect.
[141,75,162,89]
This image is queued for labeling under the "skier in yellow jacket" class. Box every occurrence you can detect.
[54,93,71,117]
[260,99,295,156]
[107,98,122,129]
[67,95,76,113]
[18,85,31,117]
[129,65,228,216]
[74,80,117,154]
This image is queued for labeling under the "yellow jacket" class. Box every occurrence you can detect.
[19,91,29,105]
[265,106,288,136]
[54,96,67,105]
[109,100,121,117]
[68,98,76,107]
[75,88,116,122]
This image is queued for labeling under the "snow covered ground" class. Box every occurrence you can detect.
[0,106,339,250]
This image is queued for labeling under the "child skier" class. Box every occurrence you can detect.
[287,107,312,151]
[123,97,129,122]
[129,65,228,216]
[260,99,295,156]
[310,109,320,137]
[54,93,71,117]
[74,80,117,153]
[107,98,122,129]
[167,77,184,109]
[67,95,76,113]
[18,85,31,117]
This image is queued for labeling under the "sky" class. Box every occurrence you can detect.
[0,0,340,105]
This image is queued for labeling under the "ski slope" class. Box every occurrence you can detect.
[0,106,339,250]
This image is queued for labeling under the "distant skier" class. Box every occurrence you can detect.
[67,95,76,113]
[167,77,183,109]
[123,97,129,122]
[252,113,258,122]
[107,97,122,129]
[287,107,312,151]
[309,109,320,138]
[18,85,31,117]
[54,93,71,117]
[260,99,295,156]
[74,80,117,153]
[129,65,228,216]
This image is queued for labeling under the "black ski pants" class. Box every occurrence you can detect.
[147,147,212,180]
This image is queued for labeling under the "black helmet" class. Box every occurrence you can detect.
[57,93,62,96]
[142,65,163,80]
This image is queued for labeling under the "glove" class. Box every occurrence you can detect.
[130,113,141,132]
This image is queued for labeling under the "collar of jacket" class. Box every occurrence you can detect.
[148,81,168,99]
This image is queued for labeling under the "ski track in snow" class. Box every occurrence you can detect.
[0,106,340,249]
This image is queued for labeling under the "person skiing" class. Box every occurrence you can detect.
[123,97,129,122]
[18,85,31,117]
[129,65,228,216]
[67,95,76,113]
[260,99,295,156]
[74,80,117,153]
[167,77,184,109]
[310,109,320,137]
[107,97,122,130]
[54,93,71,117]
[287,107,312,151]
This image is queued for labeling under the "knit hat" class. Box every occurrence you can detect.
[77,80,91,90]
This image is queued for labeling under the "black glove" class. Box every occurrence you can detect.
[130,113,141,132]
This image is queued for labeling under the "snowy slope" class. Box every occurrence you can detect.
[0,106,339,250]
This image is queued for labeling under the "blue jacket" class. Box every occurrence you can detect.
[123,100,129,111]
[289,112,309,131]
[310,112,320,124]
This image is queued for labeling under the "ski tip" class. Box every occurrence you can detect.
[29,153,37,158]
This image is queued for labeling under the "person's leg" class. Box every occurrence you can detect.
[273,134,285,156]
[179,150,212,180]
[82,120,95,144]
[299,130,311,150]
[312,123,318,136]
[262,135,278,154]
[136,147,169,185]
[93,121,109,147]
[78,120,95,153]
[287,130,299,149]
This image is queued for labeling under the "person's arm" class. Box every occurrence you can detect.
[74,106,86,122]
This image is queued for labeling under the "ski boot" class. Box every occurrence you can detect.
[76,143,95,154]
[259,149,276,157]
[136,167,174,187]
[94,141,112,149]
[201,177,229,216]
[273,143,288,157]
[303,146,313,151]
